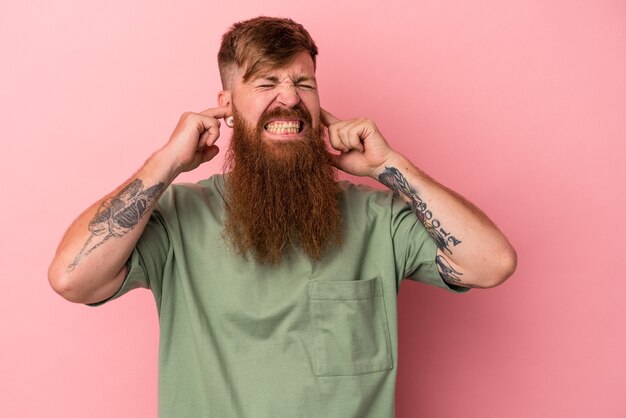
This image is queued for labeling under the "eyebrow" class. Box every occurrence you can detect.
[292,75,316,84]
[255,75,317,84]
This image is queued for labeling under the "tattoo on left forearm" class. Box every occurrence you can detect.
[435,256,483,288]
[435,255,463,283]
[379,166,461,254]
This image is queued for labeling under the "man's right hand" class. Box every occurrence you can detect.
[48,106,232,304]
[159,106,232,177]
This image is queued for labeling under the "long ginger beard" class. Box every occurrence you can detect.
[223,104,342,265]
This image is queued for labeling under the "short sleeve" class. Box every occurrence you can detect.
[87,209,170,306]
[390,195,469,293]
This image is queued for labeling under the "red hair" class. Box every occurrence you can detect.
[217,16,318,88]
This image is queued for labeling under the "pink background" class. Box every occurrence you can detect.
[1,0,625,417]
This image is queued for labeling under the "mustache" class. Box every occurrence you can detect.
[256,103,313,130]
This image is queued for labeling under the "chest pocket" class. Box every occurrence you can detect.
[308,277,393,376]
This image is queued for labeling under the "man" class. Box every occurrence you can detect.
[49,16,516,418]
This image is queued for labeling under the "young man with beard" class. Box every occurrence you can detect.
[49,16,516,418]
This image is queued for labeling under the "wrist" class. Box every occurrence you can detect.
[144,149,181,185]
[371,152,408,181]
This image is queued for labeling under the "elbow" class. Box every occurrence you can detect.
[482,246,518,288]
[48,263,86,304]
[49,259,126,304]
[500,245,518,283]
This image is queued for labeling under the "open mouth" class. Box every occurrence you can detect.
[264,120,304,135]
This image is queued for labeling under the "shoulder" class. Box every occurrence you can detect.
[338,180,413,230]
[338,180,400,211]
[156,174,226,214]
[339,179,386,198]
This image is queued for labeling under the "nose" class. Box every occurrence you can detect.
[275,84,301,108]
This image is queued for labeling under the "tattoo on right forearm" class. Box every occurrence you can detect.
[66,179,164,272]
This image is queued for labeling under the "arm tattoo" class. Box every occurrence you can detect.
[435,256,483,289]
[379,166,461,254]
[435,255,463,283]
[67,179,165,272]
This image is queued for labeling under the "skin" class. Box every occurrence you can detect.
[48,51,516,304]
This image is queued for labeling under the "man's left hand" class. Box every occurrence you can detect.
[322,108,396,178]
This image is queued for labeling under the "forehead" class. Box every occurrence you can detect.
[240,51,316,83]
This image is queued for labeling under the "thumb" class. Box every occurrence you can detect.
[202,145,220,163]
[328,152,343,169]
[321,108,341,127]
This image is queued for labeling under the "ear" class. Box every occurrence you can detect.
[218,90,232,109]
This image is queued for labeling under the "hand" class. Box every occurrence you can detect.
[159,106,232,176]
[322,108,396,178]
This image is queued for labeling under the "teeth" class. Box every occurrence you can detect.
[265,121,301,134]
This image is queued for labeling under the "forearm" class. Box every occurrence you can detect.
[48,150,177,303]
[374,153,516,288]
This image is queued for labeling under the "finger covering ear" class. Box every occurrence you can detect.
[321,108,340,126]
[329,153,342,168]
